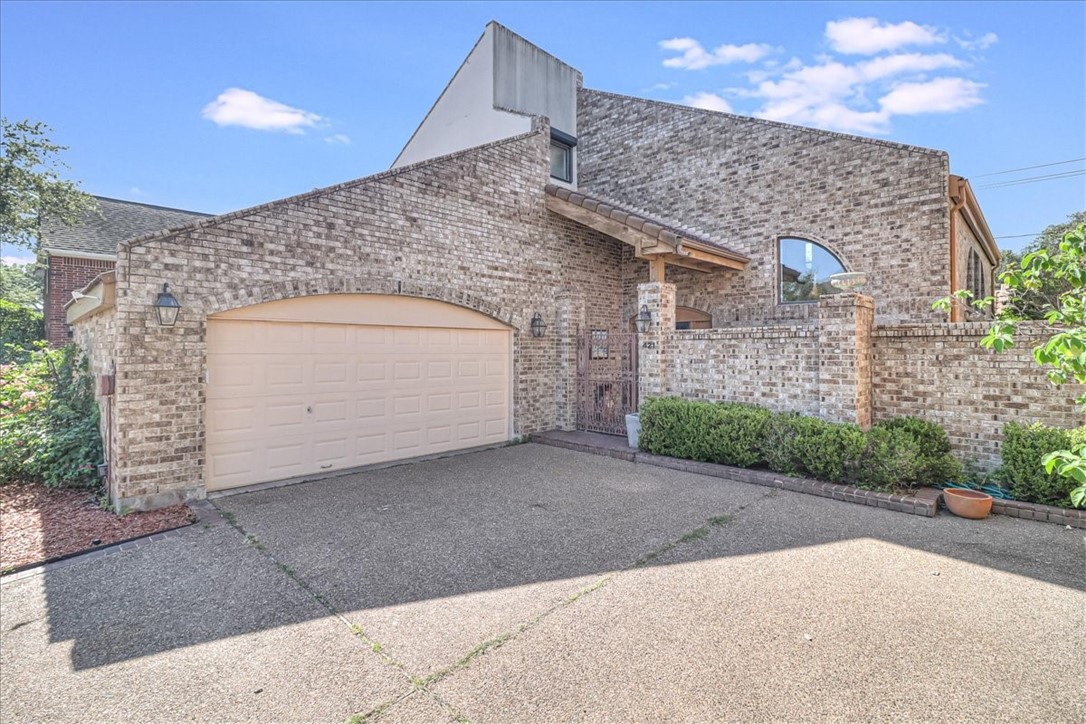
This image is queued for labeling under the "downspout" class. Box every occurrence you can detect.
[948,176,967,323]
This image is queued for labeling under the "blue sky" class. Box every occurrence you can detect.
[2,1,1083,265]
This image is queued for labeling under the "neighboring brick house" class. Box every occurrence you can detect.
[40,197,209,346]
[66,22,1076,512]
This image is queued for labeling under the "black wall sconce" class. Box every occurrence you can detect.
[530,312,547,338]
[635,304,652,333]
[154,283,182,327]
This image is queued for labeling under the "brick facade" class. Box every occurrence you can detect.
[84,128,628,510]
[872,322,1082,468]
[578,89,951,325]
[45,255,115,346]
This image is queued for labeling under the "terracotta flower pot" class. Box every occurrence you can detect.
[942,488,993,519]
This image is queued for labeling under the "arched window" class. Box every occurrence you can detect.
[676,306,712,330]
[779,237,847,303]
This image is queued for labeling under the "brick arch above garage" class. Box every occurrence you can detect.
[203,275,522,331]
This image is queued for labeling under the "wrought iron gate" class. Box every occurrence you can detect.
[576,330,638,435]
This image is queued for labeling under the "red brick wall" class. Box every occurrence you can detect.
[45,256,115,346]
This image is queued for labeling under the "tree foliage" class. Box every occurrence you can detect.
[998,210,1086,320]
[0,299,44,363]
[0,118,96,250]
[937,223,1086,507]
[0,261,43,310]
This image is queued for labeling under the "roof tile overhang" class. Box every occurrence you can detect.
[544,184,749,272]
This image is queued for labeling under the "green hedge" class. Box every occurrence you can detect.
[640,398,962,493]
[1000,422,1084,507]
[639,398,771,468]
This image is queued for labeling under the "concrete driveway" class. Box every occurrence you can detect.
[2,444,1083,722]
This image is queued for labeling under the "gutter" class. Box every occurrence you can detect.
[948,175,967,323]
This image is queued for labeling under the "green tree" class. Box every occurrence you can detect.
[0,261,43,310]
[937,223,1086,507]
[998,210,1086,319]
[0,118,96,251]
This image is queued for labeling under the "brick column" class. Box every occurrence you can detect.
[637,282,676,403]
[554,290,585,430]
[818,292,875,428]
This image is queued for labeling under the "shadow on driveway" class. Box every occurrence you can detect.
[8,443,1085,677]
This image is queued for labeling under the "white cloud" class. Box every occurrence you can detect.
[683,92,733,113]
[879,77,986,115]
[324,133,351,145]
[955,32,998,51]
[202,88,323,133]
[2,253,36,266]
[858,52,964,80]
[660,19,990,134]
[825,17,944,55]
[129,186,145,196]
[661,37,774,70]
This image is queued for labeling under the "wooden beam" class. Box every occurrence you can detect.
[545,196,668,253]
[649,256,666,282]
[677,245,747,271]
[661,256,713,273]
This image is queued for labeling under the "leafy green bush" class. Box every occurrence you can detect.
[0,345,102,488]
[761,411,804,475]
[639,397,771,467]
[873,416,962,486]
[0,299,44,364]
[788,416,867,483]
[640,397,961,493]
[1000,422,1081,507]
[850,426,921,490]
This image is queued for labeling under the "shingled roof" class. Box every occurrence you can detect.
[40,196,211,257]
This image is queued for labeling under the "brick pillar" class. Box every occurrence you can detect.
[637,282,676,403]
[818,292,875,428]
[554,290,585,430]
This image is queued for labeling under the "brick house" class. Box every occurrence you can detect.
[40,196,209,346]
[67,23,1076,511]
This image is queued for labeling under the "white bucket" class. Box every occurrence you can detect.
[625,412,641,449]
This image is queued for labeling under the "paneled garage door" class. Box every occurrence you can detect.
[205,295,512,491]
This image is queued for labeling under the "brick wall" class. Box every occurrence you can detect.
[578,89,951,325]
[873,322,1083,469]
[71,305,118,501]
[666,324,821,415]
[92,127,626,510]
[45,255,115,346]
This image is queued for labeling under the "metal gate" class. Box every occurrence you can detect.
[576,330,638,435]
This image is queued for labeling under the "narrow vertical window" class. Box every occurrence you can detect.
[549,129,577,183]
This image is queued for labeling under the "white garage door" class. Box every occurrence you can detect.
[205,295,512,491]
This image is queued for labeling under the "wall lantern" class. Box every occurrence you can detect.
[530,312,547,338]
[154,283,182,327]
[635,304,652,334]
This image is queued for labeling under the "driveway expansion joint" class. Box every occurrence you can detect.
[210,500,413,677]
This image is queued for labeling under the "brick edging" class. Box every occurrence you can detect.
[991,497,1086,528]
[531,434,937,517]
[532,434,1086,528]
[633,452,939,517]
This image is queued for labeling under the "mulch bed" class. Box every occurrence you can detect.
[0,481,196,573]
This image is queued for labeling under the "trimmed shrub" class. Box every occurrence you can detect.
[0,300,44,364]
[873,416,962,486]
[789,416,867,483]
[761,412,804,475]
[850,426,921,491]
[639,397,771,467]
[1000,422,1079,507]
